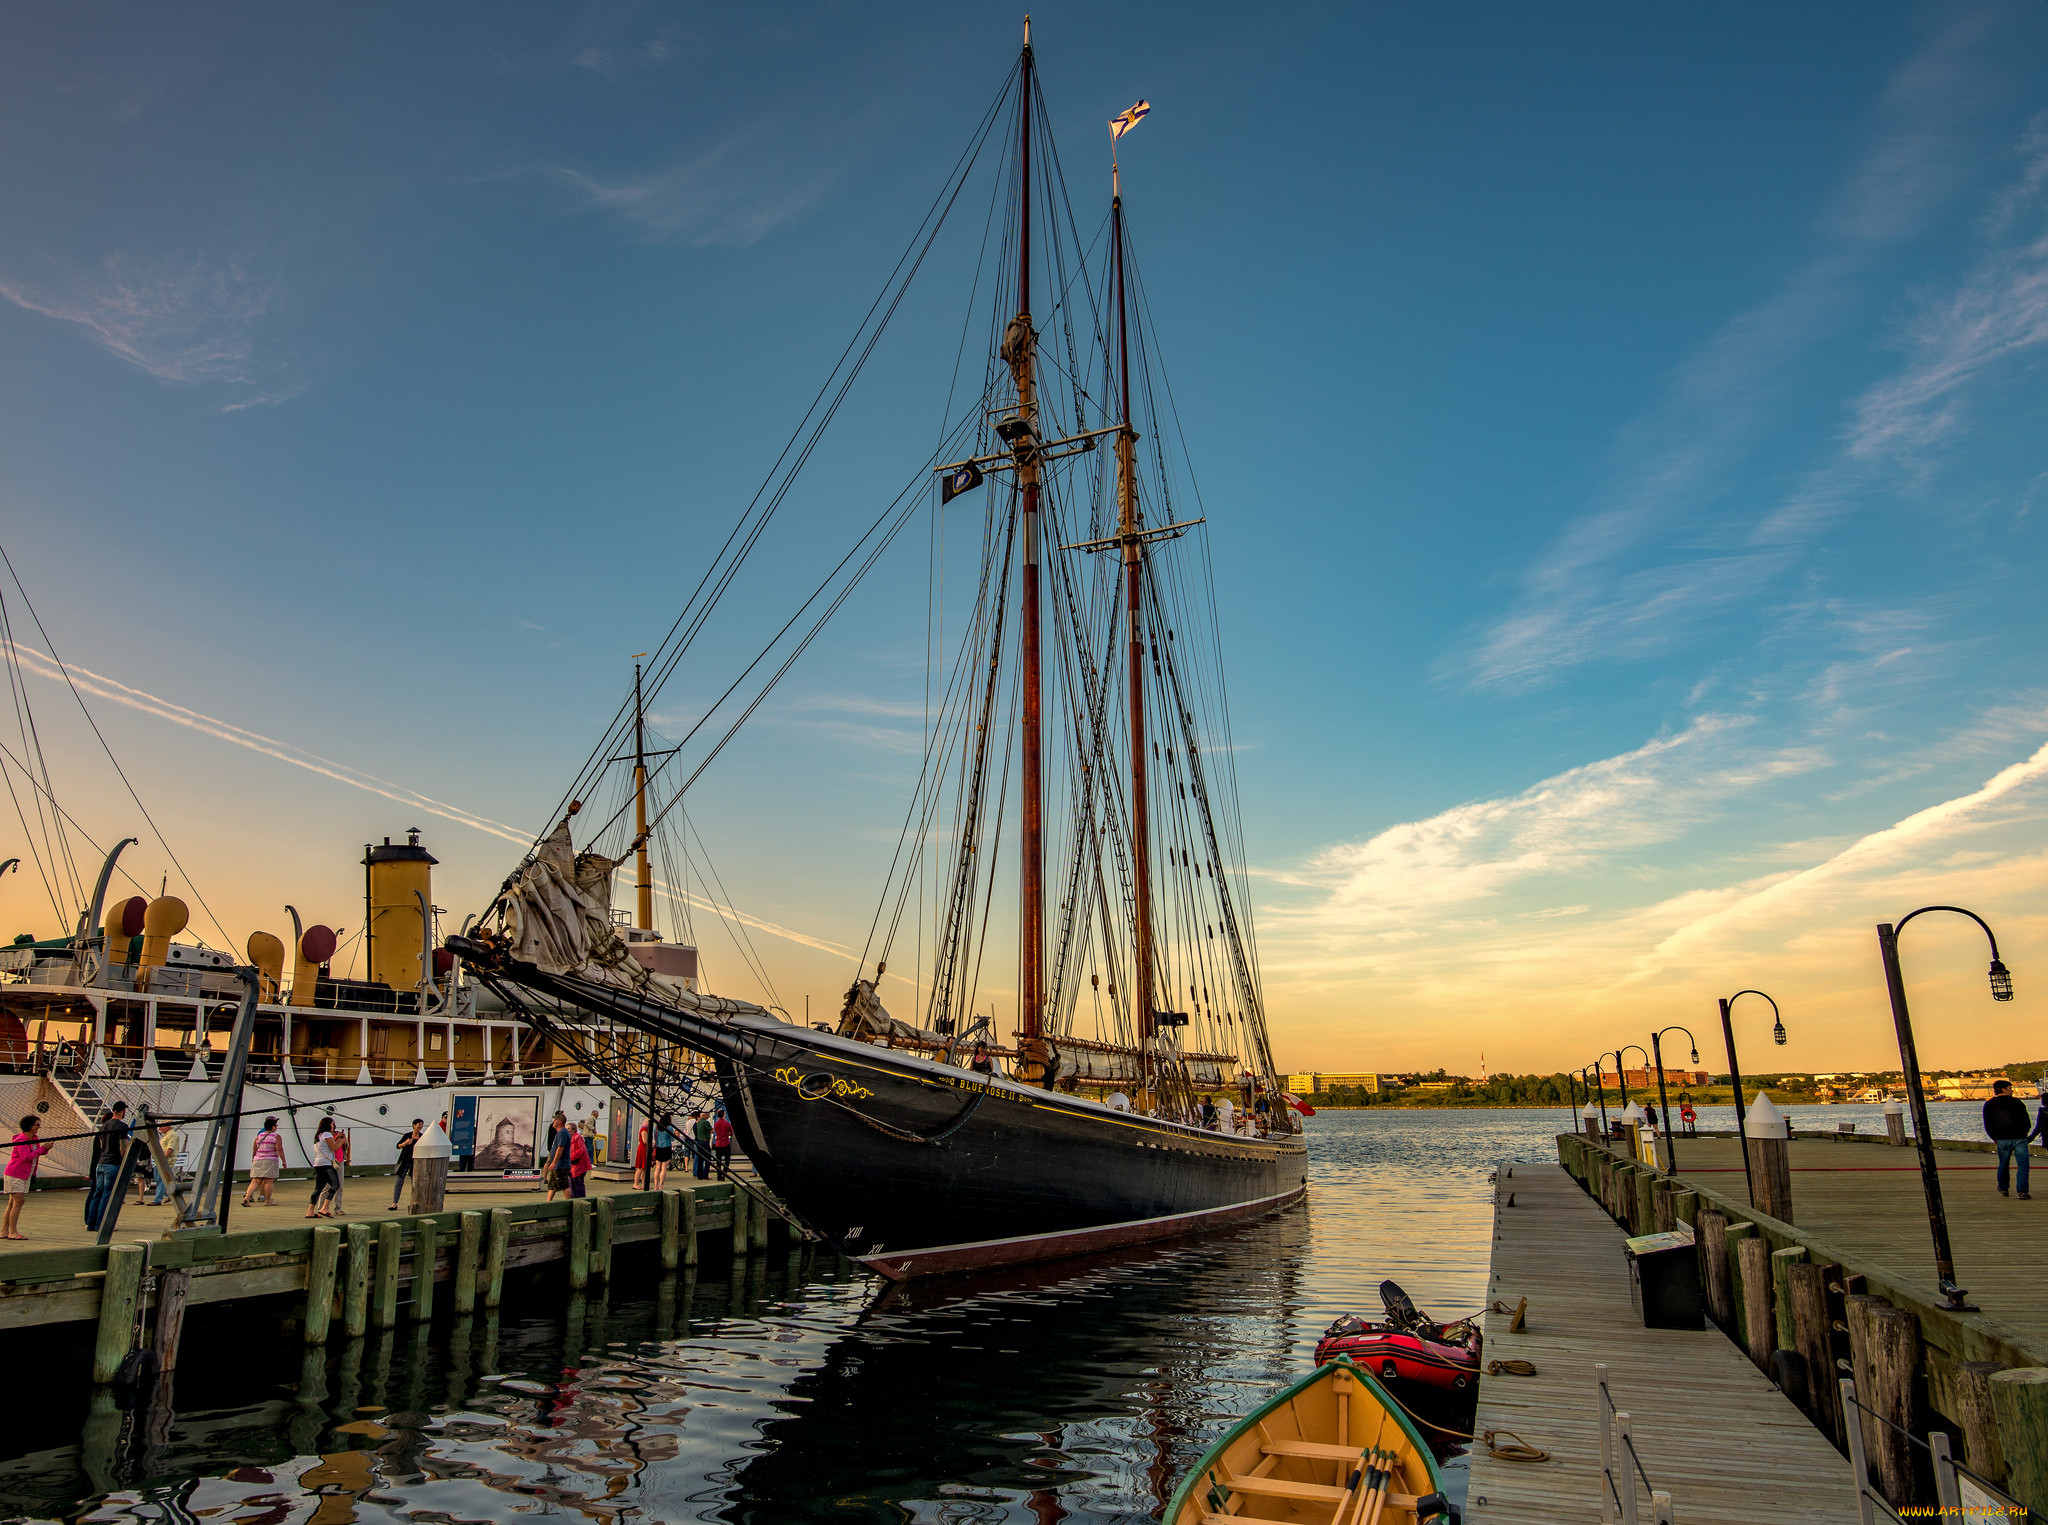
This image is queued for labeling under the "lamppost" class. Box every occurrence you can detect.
[1601,1046,1649,1160]
[1588,1063,1610,1137]
[1649,1026,1700,1174]
[1877,905,2013,1312]
[1716,989,1785,1209]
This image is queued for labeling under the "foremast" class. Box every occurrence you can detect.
[1006,18,1051,1086]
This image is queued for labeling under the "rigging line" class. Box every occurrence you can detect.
[0,726,63,925]
[680,820,781,1012]
[543,71,1021,843]
[0,738,170,909]
[0,543,236,950]
[0,592,78,917]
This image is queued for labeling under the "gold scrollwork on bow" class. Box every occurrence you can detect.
[775,1065,873,1101]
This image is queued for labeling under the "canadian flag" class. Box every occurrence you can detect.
[1281,1092,1316,1117]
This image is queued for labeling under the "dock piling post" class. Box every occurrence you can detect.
[1736,1232,1772,1368]
[569,1197,592,1289]
[750,1191,769,1253]
[1669,1189,1698,1230]
[152,1268,190,1371]
[1770,1245,1805,1354]
[1651,1178,1674,1233]
[454,1211,481,1314]
[1748,1133,1794,1223]
[1615,1411,1639,1525]
[1952,1360,2008,1487]
[344,1222,371,1336]
[93,1243,145,1384]
[304,1225,341,1344]
[1697,1210,1731,1330]
[484,1208,509,1307]
[1866,1305,1922,1507]
[682,1189,700,1268]
[660,1189,680,1270]
[413,1220,437,1321]
[731,1187,750,1257]
[1987,1368,2048,1514]
[373,1220,402,1329]
[594,1196,615,1279]
[1631,1168,1654,1235]
[1788,1261,1840,1443]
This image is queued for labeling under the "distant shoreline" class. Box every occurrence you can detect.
[1301,1091,1988,1112]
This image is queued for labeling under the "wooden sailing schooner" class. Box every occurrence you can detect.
[453,21,1305,1280]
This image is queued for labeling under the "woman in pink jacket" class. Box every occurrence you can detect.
[5,1115,55,1240]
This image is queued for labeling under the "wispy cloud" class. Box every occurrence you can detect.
[538,121,845,246]
[0,252,305,408]
[1456,15,2022,693]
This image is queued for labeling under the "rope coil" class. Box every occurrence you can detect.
[1482,1429,1549,1463]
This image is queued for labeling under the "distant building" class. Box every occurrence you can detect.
[1601,1067,1709,1088]
[1935,1073,2006,1101]
[1285,1072,1383,1095]
[1414,1081,1457,1093]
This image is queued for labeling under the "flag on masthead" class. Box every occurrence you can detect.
[1109,100,1150,139]
[940,460,984,504]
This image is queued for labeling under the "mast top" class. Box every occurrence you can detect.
[1023,14,1030,48]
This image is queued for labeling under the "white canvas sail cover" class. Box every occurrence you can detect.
[502,823,771,1021]
[838,978,950,1047]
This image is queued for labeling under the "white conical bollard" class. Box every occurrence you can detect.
[1744,1091,1794,1222]
[410,1119,452,1213]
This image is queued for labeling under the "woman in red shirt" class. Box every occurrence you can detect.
[568,1123,592,1199]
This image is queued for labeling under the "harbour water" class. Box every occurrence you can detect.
[0,1101,1997,1524]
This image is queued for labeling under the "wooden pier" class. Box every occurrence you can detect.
[1468,1160,1859,1524]
[0,1171,793,1384]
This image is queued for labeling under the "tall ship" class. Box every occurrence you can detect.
[454,23,1306,1279]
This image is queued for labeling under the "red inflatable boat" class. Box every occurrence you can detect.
[1313,1281,1482,1454]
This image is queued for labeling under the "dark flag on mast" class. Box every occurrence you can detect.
[940,461,984,504]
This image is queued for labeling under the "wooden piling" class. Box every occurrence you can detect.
[344,1222,371,1337]
[1747,1134,1795,1223]
[569,1197,592,1289]
[1698,1209,1732,1330]
[373,1220,402,1329]
[1769,1245,1805,1354]
[1843,1293,1888,1474]
[1786,1260,1839,1445]
[453,1211,481,1315]
[1952,1360,2009,1487]
[412,1220,437,1321]
[1736,1232,1772,1369]
[1987,1368,2048,1514]
[1866,1305,1922,1507]
[303,1225,341,1345]
[594,1196,615,1280]
[660,1190,680,1270]
[682,1189,700,1268]
[152,1268,190,1371]
[1670,1189,1698,1230]
[483,1208,509,1309]
[1632,1169,1655,1236]
[732,1188,750,1256]
[92,1243,144,1384]
[749,1190,769,1253]
[1651,1178,1675,1233]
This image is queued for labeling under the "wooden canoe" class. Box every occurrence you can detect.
[1166,1357,1458,1525]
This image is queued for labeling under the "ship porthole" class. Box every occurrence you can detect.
[798,1072,835,1100]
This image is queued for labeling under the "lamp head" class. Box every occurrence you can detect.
[1690,1046,1699,1064]
[1989,959,2014,1002]
[1772,1017,1787,1046]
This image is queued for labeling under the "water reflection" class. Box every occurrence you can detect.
[7,1109,1584,1525]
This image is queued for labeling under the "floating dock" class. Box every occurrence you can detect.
[1488,1129,2048,1522]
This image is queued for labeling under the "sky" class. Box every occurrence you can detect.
[3,3,2047,1077]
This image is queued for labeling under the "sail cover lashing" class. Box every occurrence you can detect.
[502,822,771,1022]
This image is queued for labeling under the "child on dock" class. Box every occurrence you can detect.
[4,1116,52,1240]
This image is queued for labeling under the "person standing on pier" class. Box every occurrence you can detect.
[652,1114,675,1190]
[633,1114,652,1190]
[389,1119,423,1208]
[83,1102,129,1231]
[1983,1080,2031,1199]
[711,1109,733,1178]
[567,1119,593,1198]
[152,1121,180,1204]
[5,1116,52,1239]
[243,1118,285,1207]
[691,1111,712,1179]
[307,1118,341,1218]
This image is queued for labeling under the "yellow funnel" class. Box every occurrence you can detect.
[290,924,337,1007]
[138,896,189,970]
[247,931,285,1002]
[102,896,146,965]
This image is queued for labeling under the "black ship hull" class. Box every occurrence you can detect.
[460,951,1307,1278]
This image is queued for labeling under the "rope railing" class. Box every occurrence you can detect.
[1837,1379,2024,1524]
[1596,1363,1676,1525]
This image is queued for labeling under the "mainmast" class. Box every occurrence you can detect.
[1113,165,1157,1093]
[1006,18,1049,1081]
[633,657,653,931]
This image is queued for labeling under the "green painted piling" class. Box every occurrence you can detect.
[1770,1245,1806,1353]
[373,1220,402,1329]
[412,1220,437,1320]
[594,1196,615,1279]
[344,1222,371,1337]
[568,1198,592,1289]
[1633,1169,1656,1235]
[453,1211,481,1315]
[484,1208,509,1307]
[92,1243,145,1384]
[749,1190,769,1253]
[682,1188,700,1267]
[1671,1189,1699,1229]
[731,1188,750,1256]
[1989,1368,2048,1514]
[304,1226,341,1345]
[660,1189,681,1269]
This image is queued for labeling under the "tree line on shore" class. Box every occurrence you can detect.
[1309,1059,2048,1109]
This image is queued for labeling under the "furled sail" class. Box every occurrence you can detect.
[837,977,951,1047]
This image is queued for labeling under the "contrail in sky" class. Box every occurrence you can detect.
[9,642,849,958]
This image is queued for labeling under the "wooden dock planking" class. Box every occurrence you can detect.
[1655,1133,2048,1355]
[1467,1162,1859,1525]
